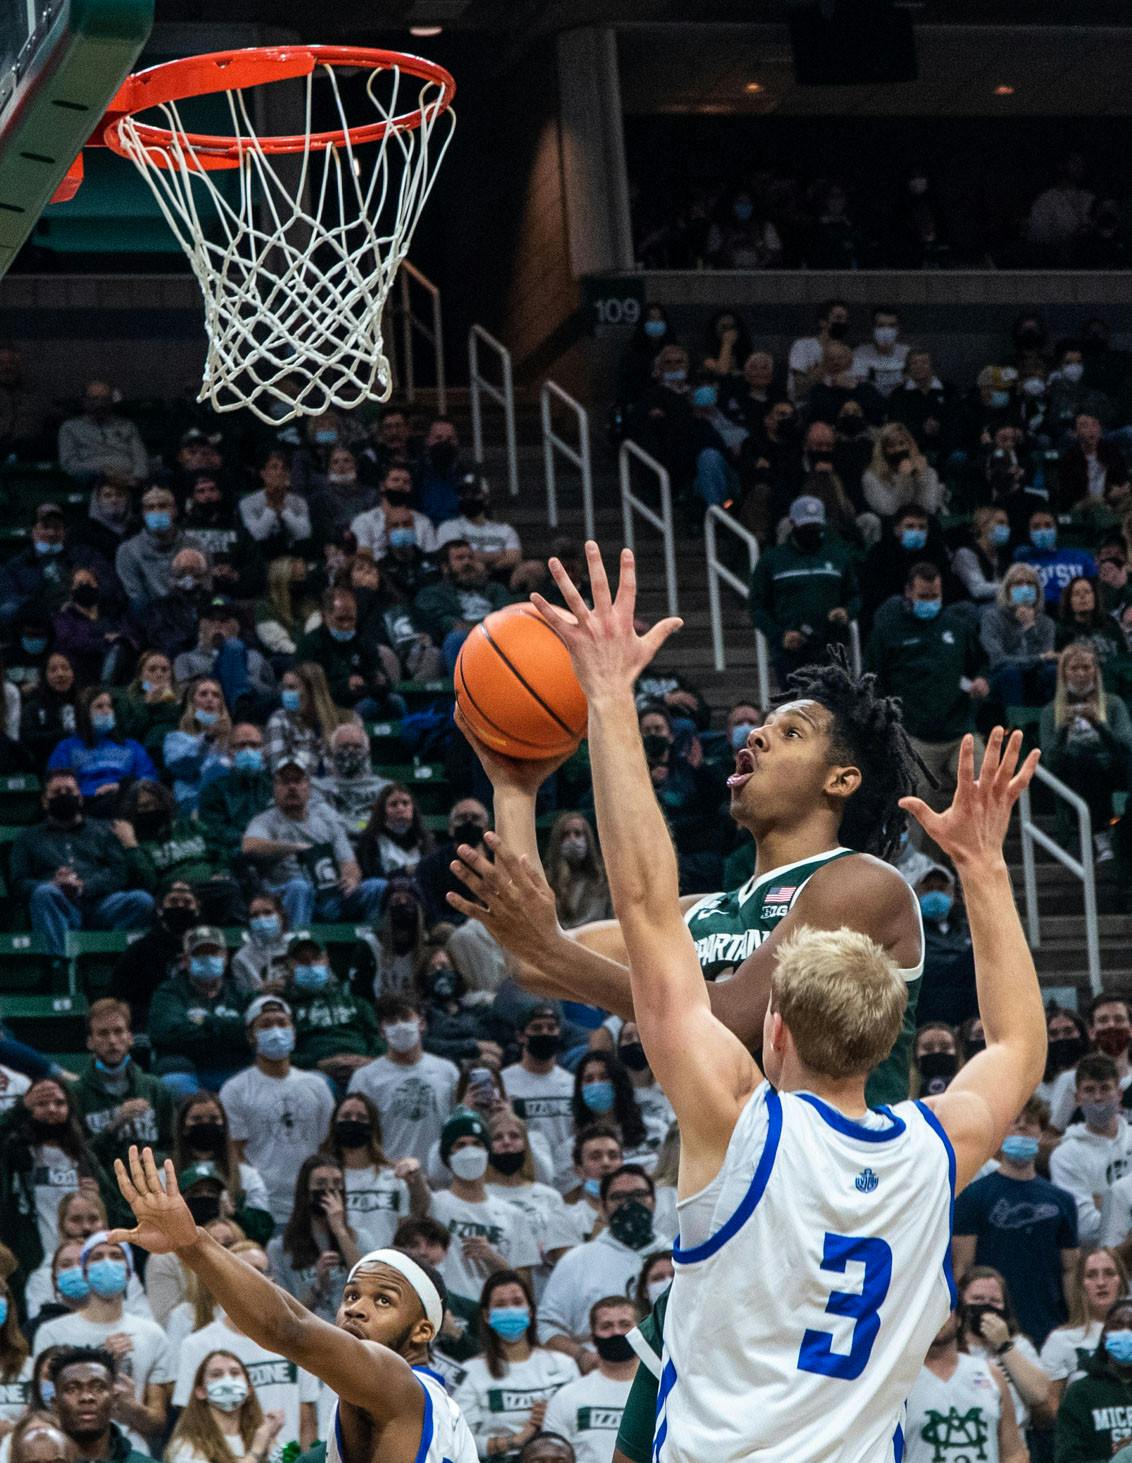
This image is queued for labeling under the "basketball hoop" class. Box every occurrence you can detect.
[70,46,456,423]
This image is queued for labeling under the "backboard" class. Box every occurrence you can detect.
[0,0,152,273]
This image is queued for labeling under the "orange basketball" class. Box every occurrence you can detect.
[455,603,587,760]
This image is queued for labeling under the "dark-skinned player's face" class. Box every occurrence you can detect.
[337,1264,434,1354]
[727,699,859,831]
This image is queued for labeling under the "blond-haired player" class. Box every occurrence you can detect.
[524,542,1046,1463]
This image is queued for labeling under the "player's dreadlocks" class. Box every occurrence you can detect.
[775,652,931,861]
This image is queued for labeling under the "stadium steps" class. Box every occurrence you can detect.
[469,400,1126,1001]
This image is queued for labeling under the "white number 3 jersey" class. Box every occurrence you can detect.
[655,1082,955,1463]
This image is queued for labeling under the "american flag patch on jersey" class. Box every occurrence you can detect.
[765,885,796,902]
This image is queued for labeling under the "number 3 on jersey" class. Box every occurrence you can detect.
[797,1232,893,1381]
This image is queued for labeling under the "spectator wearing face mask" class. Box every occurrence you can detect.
[543,1297,637,1461]
[861,424,942,520]
[416,797,491,927]
[181,470,261,600]
[0,502,113,629]
[33,1236,171,1451]
[786,423,864,546]
[890,349,956,460]
[436,470,533,586]
[166,1348,284,1463]
[238,453,311,558]
[625,345,698,494]
[348,995,459,1167]
[955,1268,1051,1436]
[486,1111,577,1285]
[910,864,977,1029]
[543,813,609,931]
[12,770,155,955]
[295,588,399,720]
[319,1092,426,1250]
[378,503,440,602]
[979,563,1057,707]
[705,189,781,270]
[220,995,335,1225]
[954,366,1023,465]
[571,1053,651,1174]
[71,470,137,568]
[117,650,181,764]
[264,665,347,777]
[106,882,198,1033]
[1013,509,1098,607]
[52,567,134,689]
[265,1154,360,1323]
[119,779,243,927]
[787,298,852,405]
[429,1108,540,1314]
[748,496,858,682]
[952,507,1013,604]
[859,505,959,630]
[1055,1299,1132,1463]
[145,548,212,661]
[412,946,501,1069]
[617,307,675,408]
[1046,343,1110,441]
[351,465,438,561]
[910,1022,960,1099]
[1046,997,1132,1137]
[162,676,236,813]
[147,926,249,1090]
[851,307,909,398]
[1041,642,1132,863]
[307,445,379,545]
[197,723,272,874]
[313,724,390,839]
[116,485,203,616]
[341,553,441,681]
[280,935,381,1083]
[416,416,468,525]
[47,686,157,813]
[26,1197,149,1329]
[71,997,174,1172]
[500,1005,575,1190]
[1050,1053,1132,1245]
[866,563,988,850]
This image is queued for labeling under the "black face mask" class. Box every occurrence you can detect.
[334,1119,372,1149]
[384,491,413,510]
[389,903,418,929]
[793,525,824,553]
[185,1194,222,1225]
[826,319,849,340]
[917,1051,957,1083]
[963,1303,1006,1337]
[162,904,198,937]
[429,970,458,1001]
[593,1332,636,1364]
[641,733,670,763]
[452,820,484,848]
[184,1120,225,1152]
[619,1042,649,1072]
[133,811,168,842]
[885,450,911,468]
[459,496,487,516]
[72,583,100,608]
[490,1149,525,1176]
[526,1032,561,1061]
[775,417,799,441]
[838,416,866,438]
[428,442,458,472]
[46,793,81,822]
[30,1118,70,1143]
[1048,1034,1088,1073]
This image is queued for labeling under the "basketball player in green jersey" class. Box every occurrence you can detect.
[448,655,925,1110]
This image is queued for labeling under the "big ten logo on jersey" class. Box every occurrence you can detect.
[448,1218,505,1246]
[919,1405,990,1463]
[246,1360,298,1389]
[761,884,796,920]
[576,1408,623,1431]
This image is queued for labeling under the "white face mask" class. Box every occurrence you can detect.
[647,1276,671,1306]
[449,1146,489,1181]
[874,326,898,348]
[1061,362,1085,384]
[383,1020,420,1053]
[205,1377,248,1413]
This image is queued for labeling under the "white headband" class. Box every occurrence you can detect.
[348,1248,443,1334]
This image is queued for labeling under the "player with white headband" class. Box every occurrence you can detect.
[108,1147,477,1463]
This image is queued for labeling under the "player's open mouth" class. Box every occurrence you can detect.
[727,747,757,789]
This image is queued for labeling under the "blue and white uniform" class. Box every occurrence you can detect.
[327,1365,478,1463]
[655,1082,955,1463]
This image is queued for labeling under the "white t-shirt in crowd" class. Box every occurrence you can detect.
[428,1188,541,1307]
[173,1319,320,1453]
[25,1264,151,1322]
[343,1163,413,1251]
[32,1144,79,1256]
[435,516,521,559]
[0,1066,30,1115]
[454,1348,579,1456]
[539,1228,667,1345]
[219,1064,336,1223]
[35,1309,174,1451]
[0,1358,32,1424]
[167,1440,249,1463]
[1048,1067,1132,1131]
[500,1064,575,1190]
[543,1368,633,1463]
[350,506,437,558]
[1040,1319,1102,1389]
[852,341,910,397]
[787,335,827,399]
[347,1053,460,1167]
[486,1181,578,1298]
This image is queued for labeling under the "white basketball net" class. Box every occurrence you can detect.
[115,60,455,424]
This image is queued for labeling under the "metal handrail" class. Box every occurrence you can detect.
[468,324,519,498]
[704,506,770,707]
[849,618,862,678]
[619,439,678,617]
[540,380,595,541]
[394,261,447,415]
[1018,762,1101,996]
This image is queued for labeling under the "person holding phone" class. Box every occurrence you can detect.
[266,1156,361,1324]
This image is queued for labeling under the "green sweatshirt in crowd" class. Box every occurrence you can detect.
[136,816,228,889]
[197,766,273,862]
[747,533,861,646]
[865,596,986,742]
[147,971,248,1070]
[287,979,383,1068]
[69,1057,176,1169]
[1056,1356,1132,1463]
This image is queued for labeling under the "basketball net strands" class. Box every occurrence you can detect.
[57,47,456,424]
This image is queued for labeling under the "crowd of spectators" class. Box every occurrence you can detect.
[0,290,1128,1463]
[632,151,1132,271]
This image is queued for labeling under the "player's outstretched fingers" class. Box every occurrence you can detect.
[981,725,1005,784]
[115,1155,141,1207]
[546,556,592,621]
[446,890,492,923]
[450,844,491,894]
[1009,747,1041,798]
[127,1144,148,1195]
[482,830,525,882]
[583,541,613,613]
[615,548,637,622]
[141,1146,164,1193]
[163,1157,181,1197]
[898,794,937,836]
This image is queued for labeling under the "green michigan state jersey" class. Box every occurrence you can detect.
[684,846,922,1108]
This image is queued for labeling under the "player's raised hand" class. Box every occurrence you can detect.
[899,728,1039,869]
[448,830,560,964]
[107,1145,199,1255]
[530,541,683,698]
